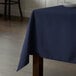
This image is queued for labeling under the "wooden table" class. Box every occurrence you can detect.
[33,55,43,76]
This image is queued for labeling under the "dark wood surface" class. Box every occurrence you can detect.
[33,54,43,76]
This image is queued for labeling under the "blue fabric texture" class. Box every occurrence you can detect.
[17,5,76,71]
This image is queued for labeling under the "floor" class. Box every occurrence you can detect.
[0,18,76,76]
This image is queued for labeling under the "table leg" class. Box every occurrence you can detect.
[8,0,11,20]
[33,54,43,76]
[18,0,23,20]
[4,0,7,19]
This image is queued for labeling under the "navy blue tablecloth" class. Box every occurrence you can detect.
[17,5,76,71]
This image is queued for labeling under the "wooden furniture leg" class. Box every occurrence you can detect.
[18,0,23,20]
[4,0,8,19]
[33,54,43,76]
[8,0,11,20]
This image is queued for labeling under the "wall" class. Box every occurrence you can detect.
[0,0,76,17]
[65,0,76,3]
[23,0,63,17]
[22,0,45,17]
[24,0,76,17]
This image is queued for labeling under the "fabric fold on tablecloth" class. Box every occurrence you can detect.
[17,11,36,71]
